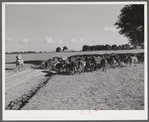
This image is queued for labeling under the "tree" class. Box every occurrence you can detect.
[62,46,68,51]
[121,45,126,50]
[111,44,117,50]
[117,45,122,50]
[141,43,144,49]
[95,45,100,51]
[82,45,90,51]
[100,45,105,50]
[56,47,61,52]
[105,44,111,50]
[114,5,144,46]
[89,46,96,51]
[125,44,130,50]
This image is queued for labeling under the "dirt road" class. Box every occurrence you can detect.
[6,69,44,91]
[5,67,52,109]
[5,62,144,110]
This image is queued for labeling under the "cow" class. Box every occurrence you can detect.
[130,54,138,67]
[93,55,108,72]
[40,60,49,69]
[53,57,72,73]
[100,57,108,73]
[79,59,86,72]
[62,58,71,72]
[137,53,144,63]
[68,56,79,74]
[54,62,63,72]
[106,56,117,68]
[46,59,58,71]
[91,56,101,70]
[111,54,121,66]
[113,54,131,67]
[84,56,96,71]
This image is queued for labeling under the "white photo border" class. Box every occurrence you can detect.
[2,2,148,120]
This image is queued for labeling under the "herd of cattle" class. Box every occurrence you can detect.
[41,52,144,74]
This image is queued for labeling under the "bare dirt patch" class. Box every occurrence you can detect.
[22,64,144,110]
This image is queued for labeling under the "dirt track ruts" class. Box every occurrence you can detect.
[5,68,52,110]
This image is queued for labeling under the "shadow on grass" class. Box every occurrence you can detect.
[41,70,71,77]
[24,60,43,65]
[5,68,14,70]
[43,71,55,77]
[56,72,71,75]
[31,65,42,69]
[42,66,108,77]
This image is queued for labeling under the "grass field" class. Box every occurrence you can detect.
[22,64,144,110]
[5,49,145,110]
[5,49,144,63]
[5,49,144,70]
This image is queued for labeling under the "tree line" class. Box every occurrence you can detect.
[5,51,46,54]
[82,43,144,51]
[56,46,68,52]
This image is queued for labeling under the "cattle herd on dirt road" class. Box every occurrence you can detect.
[41,52,144,75]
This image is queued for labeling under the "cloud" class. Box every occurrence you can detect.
[20,39,29,44]
[71,39,77,43]
[103,26,119,32]
[71,38,85,43]
[6,38,12,42]
[79,38,84,43]
[44,37,55,44]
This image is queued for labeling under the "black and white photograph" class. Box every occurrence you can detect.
[3,2,148,120]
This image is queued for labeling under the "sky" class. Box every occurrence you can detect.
[5,3,129,52]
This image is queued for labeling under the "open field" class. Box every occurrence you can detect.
[5,49,144,63]
[22,64,144,110]
[4,49,145,110]
[5,49,144,70]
